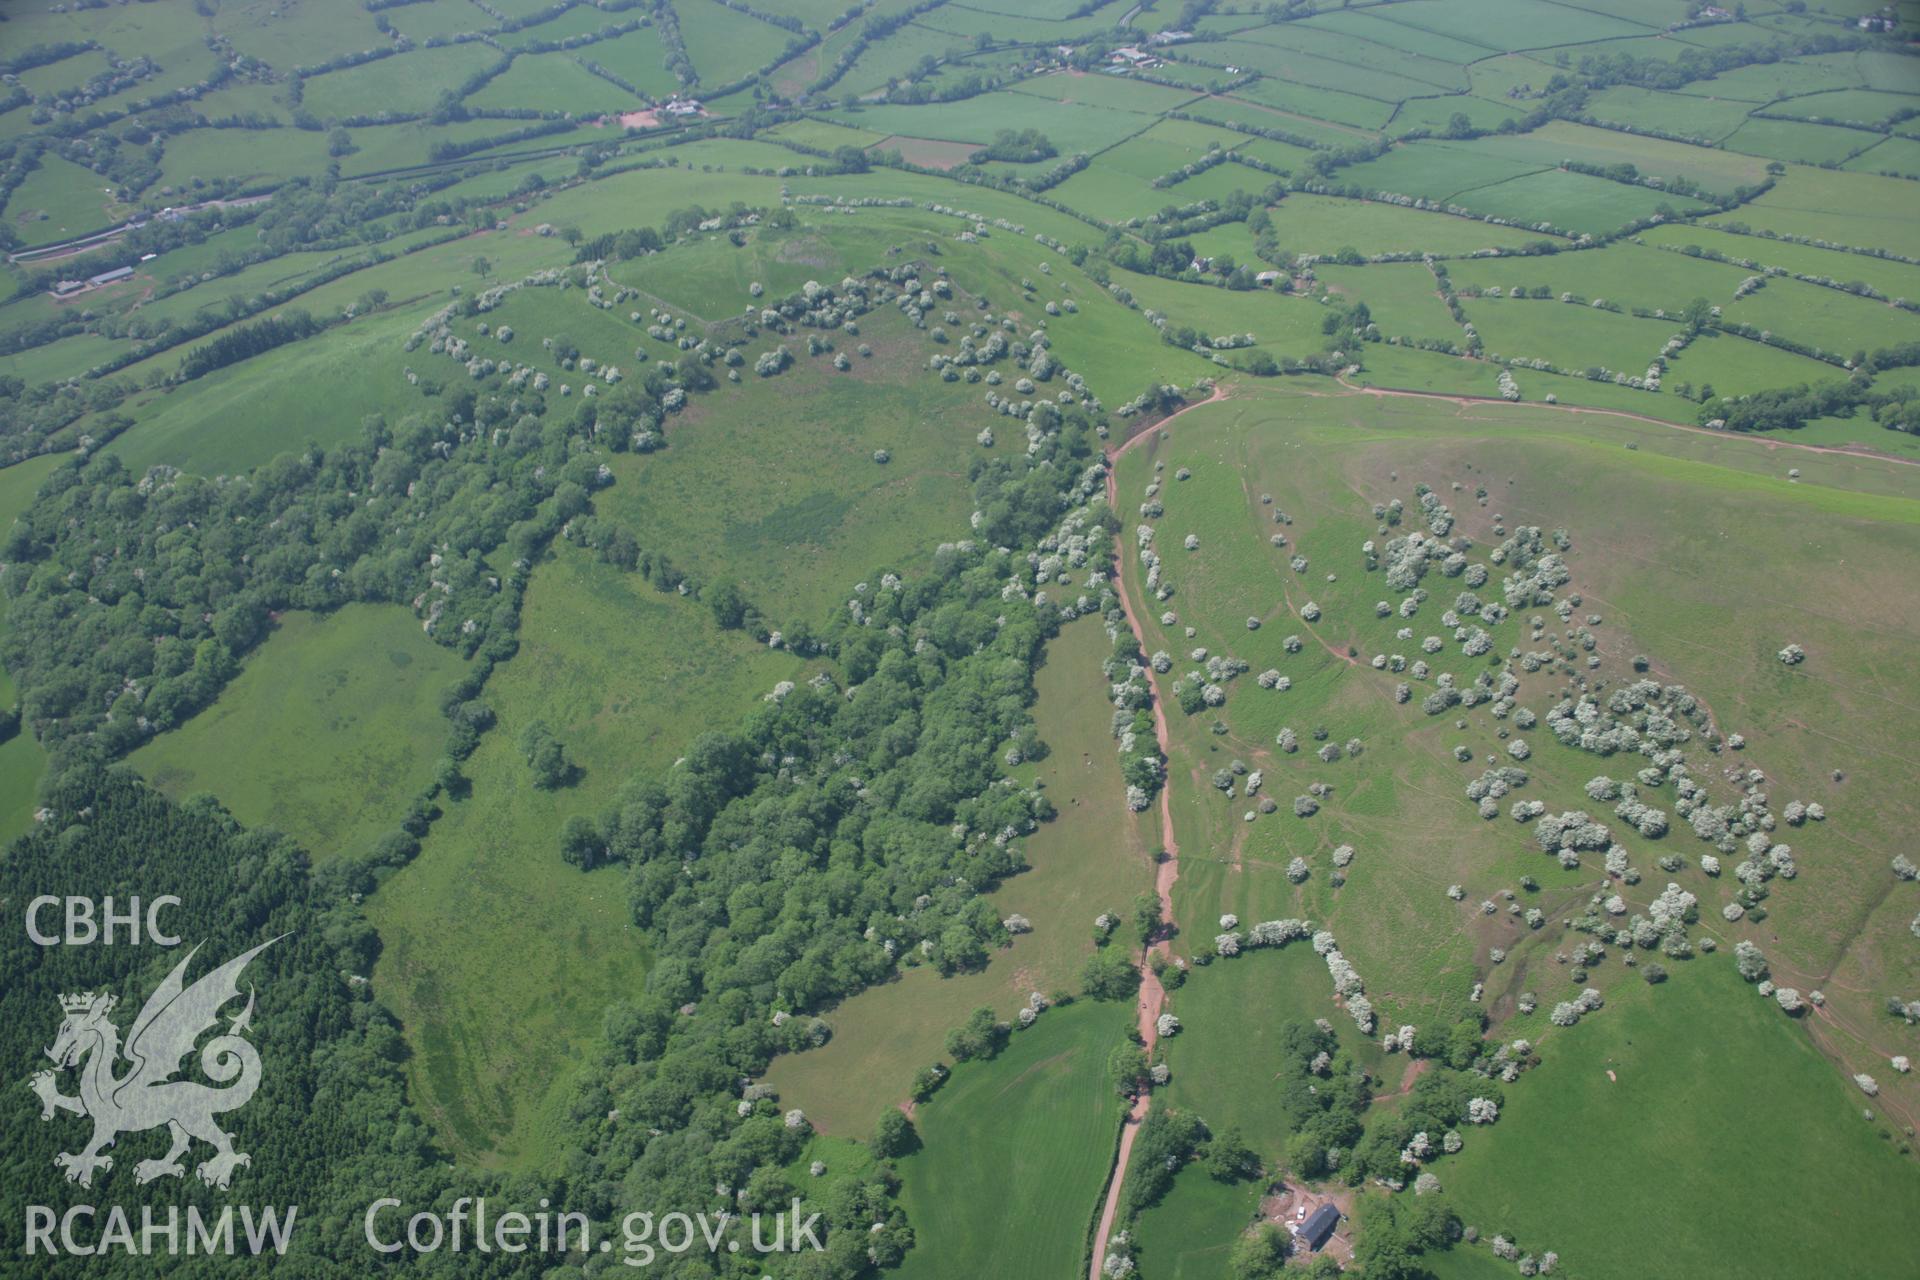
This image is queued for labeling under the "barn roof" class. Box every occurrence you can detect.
[1301,1203,1340,1249]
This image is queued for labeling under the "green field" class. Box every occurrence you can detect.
[1582,85,1755,142]
[1722,276,1918,359]
[1638,221,1920,303]
[466,52,635,115]
[6,153,120,244]
[892,998,1133,1280]
[301,44,504,120]
[128,605,468,861]
[1130,1166,1265,1280]
[1275,194,1553,258]
[2,3,1918,1273]
[0,455,62,841]
[1725,117,1878,166]
[1438,964,1920,1279]
[1708,168,1920,258]
[592,307,996,626]
[367,541,796,1167]
[1318,262,1460,346]
[1460,297,1673,379]
[827,93,1156,154]
[1162,947,1389,1163]
[1445,242,1753,316]
[1114,383,1920,1032]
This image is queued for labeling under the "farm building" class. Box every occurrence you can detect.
[1299,1204,1339,1252]
[87,266,133,287]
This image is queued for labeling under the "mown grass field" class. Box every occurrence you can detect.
[367,541,798,1168]
[892,998,1133,1280]
[128,605,467,861]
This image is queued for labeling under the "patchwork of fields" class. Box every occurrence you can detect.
[1,0,1917,1277]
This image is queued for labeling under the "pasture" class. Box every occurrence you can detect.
[1722,277,1917,361]
[892,999,1133,1280]
[1444,242,1753,316]
[1274,195,1552,258]
[6,154,120,245]
[1436,965,1920,1279]
[1581,85,1754,142]
[1112,382,1920,1061]
[128,605,467,862]
[367,541,794,1167]
[1459,297,1673,378]
[300,45,504,120]
[465,53,636,116]
[827,93,1157,155]
[1708,168,1920,258]
[1129,1169,1263,1280]
[1638,221,1920,303]
[591,307,994,626]
[1161,947,1390,1164]
[1316,263,1460,346]
[1725,117,1877,167]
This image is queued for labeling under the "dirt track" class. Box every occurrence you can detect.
[1087,388,1223,1280]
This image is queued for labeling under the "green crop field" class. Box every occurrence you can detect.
[2,3,1917,1276]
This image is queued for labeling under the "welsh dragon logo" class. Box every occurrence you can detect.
[27,938,281,1191]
